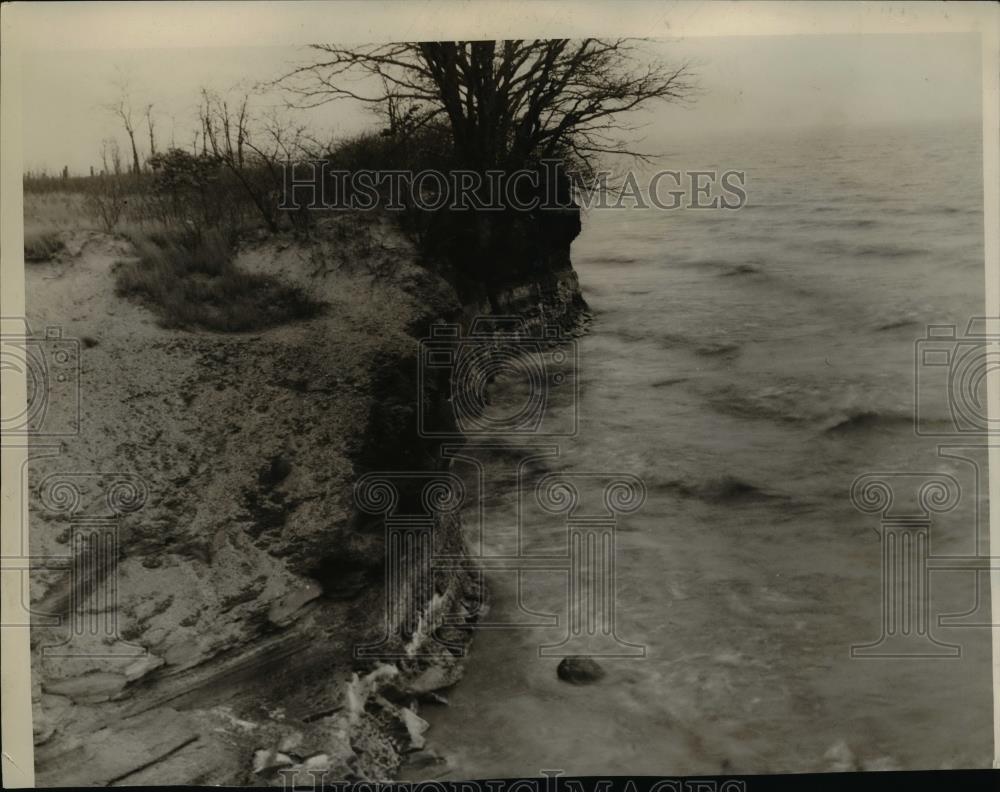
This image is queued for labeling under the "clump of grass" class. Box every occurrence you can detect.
[24,229,64,262]
[115,229,323,332]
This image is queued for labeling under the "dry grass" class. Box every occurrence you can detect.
[25,188,325,333]
[24,191,91,230]
[23,192,87,264]
[115,229,325,332]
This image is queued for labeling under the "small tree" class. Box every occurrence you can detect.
[106,75,143,175]
[145,104,157,159]
[148,148,224,235]
[100,137,123,176]
[197,89,313,232]
[84,159,127,232]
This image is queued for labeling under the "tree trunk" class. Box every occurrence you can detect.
[127,131,141,175]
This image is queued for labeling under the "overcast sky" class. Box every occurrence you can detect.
[19,32,981,174]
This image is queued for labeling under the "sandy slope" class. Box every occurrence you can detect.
[25,219,477,785]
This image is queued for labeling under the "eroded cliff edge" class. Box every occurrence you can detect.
[26,208,586,785]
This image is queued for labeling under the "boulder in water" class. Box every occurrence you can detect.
[556,656,605,685]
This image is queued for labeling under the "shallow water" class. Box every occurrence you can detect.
[414,121,991,776]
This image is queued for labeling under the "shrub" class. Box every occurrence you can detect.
[146,149,263,236]
[115,229,324,332]
[83,175,129,232]
[23,229,64,262]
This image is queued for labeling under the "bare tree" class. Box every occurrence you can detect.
[106,75,143,175]
[89,140,127,231]
[278,39,695,172]
[197,89,313,232]
[100,137,123,176]
[144,104,157,158]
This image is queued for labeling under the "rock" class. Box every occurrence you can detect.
[278,730,304,753]
[112,729,244,786]
[556,656,605,685]
[33,707,201,787]
[210,705,259,733]
[253,749,294,774]
[124,653,165,682]
[404,659,462,695]
[43,672,128,703]
[302,753,332,772]
[33,712,57,745]
[267,582,323,627]
[34,694,72,745]
[163,638,205,669]
[296,720,357,774]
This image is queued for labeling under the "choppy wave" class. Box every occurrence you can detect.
[703,380,921,436]
[597,255,641,266]
[677,257,766,275]
[807,239,926,258]
[820,409,913,435]
[654,474,784,504]
[705,382,825,424]
[874,316,920,332]
[799,217,881,230]
[657,332,742,358]
[651,377,690,388]
[719,263,762,277]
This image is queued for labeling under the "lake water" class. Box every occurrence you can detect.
[413,121,992,776]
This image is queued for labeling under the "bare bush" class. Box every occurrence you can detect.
[198,90,316,233]
[83,174,129,232]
